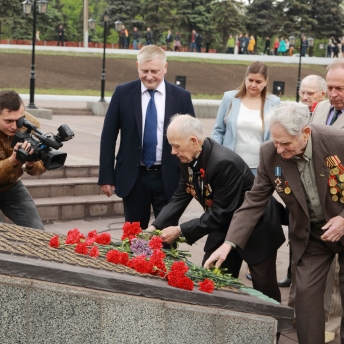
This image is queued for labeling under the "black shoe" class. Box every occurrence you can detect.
[246,273,252,281]
[278,276,291,287]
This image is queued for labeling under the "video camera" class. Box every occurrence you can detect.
[11,117,74,170]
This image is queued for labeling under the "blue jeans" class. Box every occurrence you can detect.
[190,42,196,52]
[133,39,138,50]
[0,181,44,230]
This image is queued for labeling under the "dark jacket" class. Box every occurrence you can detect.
[153,138,286,265]
[98,79,195,200]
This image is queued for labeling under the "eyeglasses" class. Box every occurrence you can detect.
[298,90,317,97]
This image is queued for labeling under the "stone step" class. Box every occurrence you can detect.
[21,165,99,180]
[48,108,94,116]
[35,194,124,222]
[22,177,100,198]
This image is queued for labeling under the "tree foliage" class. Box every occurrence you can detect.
[246,0,279,38]
[0,0,343,51]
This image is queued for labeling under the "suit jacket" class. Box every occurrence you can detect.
[212,90,280,150]
[312,100,344,129]
[98,79,195,199]
[226,124,344,265]
[153,138,286,265]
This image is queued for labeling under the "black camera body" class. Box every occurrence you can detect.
[11,117,74,170]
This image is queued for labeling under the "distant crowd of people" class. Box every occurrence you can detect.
[227,33,344,58]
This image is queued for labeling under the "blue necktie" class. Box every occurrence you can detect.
[142,90,157,168]
[330,109,341,126]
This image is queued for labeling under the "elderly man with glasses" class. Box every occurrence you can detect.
[299,74,326,113]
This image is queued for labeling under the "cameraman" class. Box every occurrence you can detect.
[0,90,45,230]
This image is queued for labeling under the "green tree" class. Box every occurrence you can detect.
[140,0,176,45]
[246,0,279,38]
[310,0,344,39]
[277,0,316,37]
[212,0,245,53]
[175,0,214,46]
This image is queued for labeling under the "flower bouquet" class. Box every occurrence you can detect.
[49,222,244,294]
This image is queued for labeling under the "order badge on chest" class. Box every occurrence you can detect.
[326,155,344,203]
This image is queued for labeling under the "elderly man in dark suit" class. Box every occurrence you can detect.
[205,101,344,344]
[98,45,195,229]
[148,114,286,304]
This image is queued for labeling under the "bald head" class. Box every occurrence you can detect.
[167,114,204,163]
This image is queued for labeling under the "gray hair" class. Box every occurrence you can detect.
[326,58,344,74]
[169,114,205,141]
[267,101,311,136]
[137,45,166,64]
[301,75,326,92]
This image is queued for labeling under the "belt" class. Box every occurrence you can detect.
[310,221,326,231]
[141,165,161,171]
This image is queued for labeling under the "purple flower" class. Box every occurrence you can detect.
[130,238,152,257]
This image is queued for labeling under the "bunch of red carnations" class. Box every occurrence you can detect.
[49,222,215,293]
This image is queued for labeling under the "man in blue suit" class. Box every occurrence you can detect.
[98,45,195,229]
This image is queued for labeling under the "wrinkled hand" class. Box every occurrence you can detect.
[100,184,115,197]
[203,242,232,269]
[321,216,344,242]
[160,226,181,244]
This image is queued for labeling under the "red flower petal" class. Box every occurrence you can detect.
[49,235,60,248]
[89,246,100,258]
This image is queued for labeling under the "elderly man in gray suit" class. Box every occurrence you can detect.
[312,59,344,128]
[205,101,344,344]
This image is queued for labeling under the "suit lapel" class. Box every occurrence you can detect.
[131,81,143,143]
[279,156,309,217]
[333,112,344,129]
[311,128,332,212]
[164,81,175,133]
[197,139,212,208]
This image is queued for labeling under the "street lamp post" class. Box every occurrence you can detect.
[289,34,302,102]
[308,37,315,57]
[22,0,49,109]
[89,15,122,102]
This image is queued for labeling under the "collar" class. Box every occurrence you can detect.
[293,135,312,162]
[141,79,165,96]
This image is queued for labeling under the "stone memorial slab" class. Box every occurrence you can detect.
[0,223,294,343]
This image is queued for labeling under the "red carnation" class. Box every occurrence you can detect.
[106,250,129,265]
[127,256,154,274]
[170,261,189,274]
[75,242,89,255]
[96,232,111,245]
[149,236,163,250]
[167,274,194,290]
[150,249,166,277]
[65,228,85,244]
[121,222,142,241]
[89,246,100,258]
[199,279,215,293]
[310,102,318,113]
[87,230,98,238]
[200,168,205,178]
[49,235,60,248]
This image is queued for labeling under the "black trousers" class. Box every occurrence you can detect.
[122,168,173,230]
[203,245,281,303]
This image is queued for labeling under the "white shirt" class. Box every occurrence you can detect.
[233,103,263,169]
[141,80,166,164]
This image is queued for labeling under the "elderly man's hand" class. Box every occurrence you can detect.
[321,216,344,242]
[203,242,232,269]
[160,226,181,244]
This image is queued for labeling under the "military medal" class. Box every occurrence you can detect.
[274,167,284,193]
[332,195,339,202]
[284,181,291,194]
[326,155,344,202]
